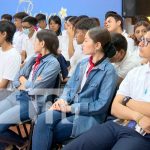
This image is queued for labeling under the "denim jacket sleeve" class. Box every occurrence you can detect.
[12,57,34,88]
[71,66,118,115]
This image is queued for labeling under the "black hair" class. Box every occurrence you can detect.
[36,29,59,55]
[134,21,150,32]
[22,16,38,26]
[147,25,150,32]
[64,16,72,21]
[35,13,46,22]
[0,21,16,43]
[105,11,117,19]
[78,15,89,20]
[13,12,28,20]
[105,13,123,30]
[88,27,116,58]
[1,14,12,22]
[134,15,150,24]
[75,18,98,31]
[111,33,127,52]
[90,17,100,26]
[67,16,79,27]
[48,15,61,36]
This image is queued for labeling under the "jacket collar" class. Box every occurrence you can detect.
[80,57,109,71]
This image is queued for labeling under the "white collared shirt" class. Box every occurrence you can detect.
[0,47,21,90]
[13,30,27,54]
[113,52,140,79]
[122,30,135,53]
[22,31,37,62]
[117,63,150,102]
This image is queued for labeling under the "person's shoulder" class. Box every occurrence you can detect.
[127,64,146,76]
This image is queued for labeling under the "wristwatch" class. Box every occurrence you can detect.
[122,96,131,106]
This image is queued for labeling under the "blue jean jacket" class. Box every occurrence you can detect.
[13,54,60,112]
[60,57,118,137]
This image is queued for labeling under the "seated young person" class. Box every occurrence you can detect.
[32,28,117,150]
[35,13,49,30]
[1,14,12,22]
[0,21,21,99]
[13,12,29,54]
[105,13,135,53]
[130,21,150,65]
[0,29,60,147]
[21,16,38,62]
[110,33,140,85]
[63,27,150,150]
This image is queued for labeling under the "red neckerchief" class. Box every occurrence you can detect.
[32,54,42,80]
[86,56,95,77]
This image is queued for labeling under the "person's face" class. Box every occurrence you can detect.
[139,31,150,59]
[34,38,44,53]
[134,25,147,41]
[105,17,121,32]
[14,18,22,29]
[22,22,34,34]
[38,20,47,29]
[0,31,6,45]
[49,20,60,33]
[82,32,100,55]
[75,29,86,45]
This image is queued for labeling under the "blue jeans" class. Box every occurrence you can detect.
[63,121,150,150]
[32,110,73,150]
[0,91,36,146]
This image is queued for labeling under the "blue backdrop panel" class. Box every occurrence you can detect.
[0,0,122,26]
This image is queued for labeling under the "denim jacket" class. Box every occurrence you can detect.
[60,57,118,137]
[13,54,60,112]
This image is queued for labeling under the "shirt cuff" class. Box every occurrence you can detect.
[71,103,88,114]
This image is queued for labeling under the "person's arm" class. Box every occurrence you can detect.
[21,50,26,63]
[70,67,118,115]
[111,95,142,121]
[0,79,9,88]
[67,26,75,58]
[126,100,150,117]
[26,59,60,90]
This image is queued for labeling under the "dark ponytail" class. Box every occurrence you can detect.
[103,42,116,58]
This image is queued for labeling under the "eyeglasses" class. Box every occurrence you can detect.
[22,26,32,29]
[140,37,150,47]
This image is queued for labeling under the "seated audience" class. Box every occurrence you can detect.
[63,27,150,150]
[13,12,29,54]
[110,33,140,85]
[0,29,60,147]
[32,28,117,150]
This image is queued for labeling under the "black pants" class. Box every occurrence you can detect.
[63,121,150,150]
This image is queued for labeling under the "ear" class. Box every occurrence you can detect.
[41,40,45,48]
[117,20,121,27]
[95,42,101,51]
[119,49,126,57]
[2,32,7,38]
